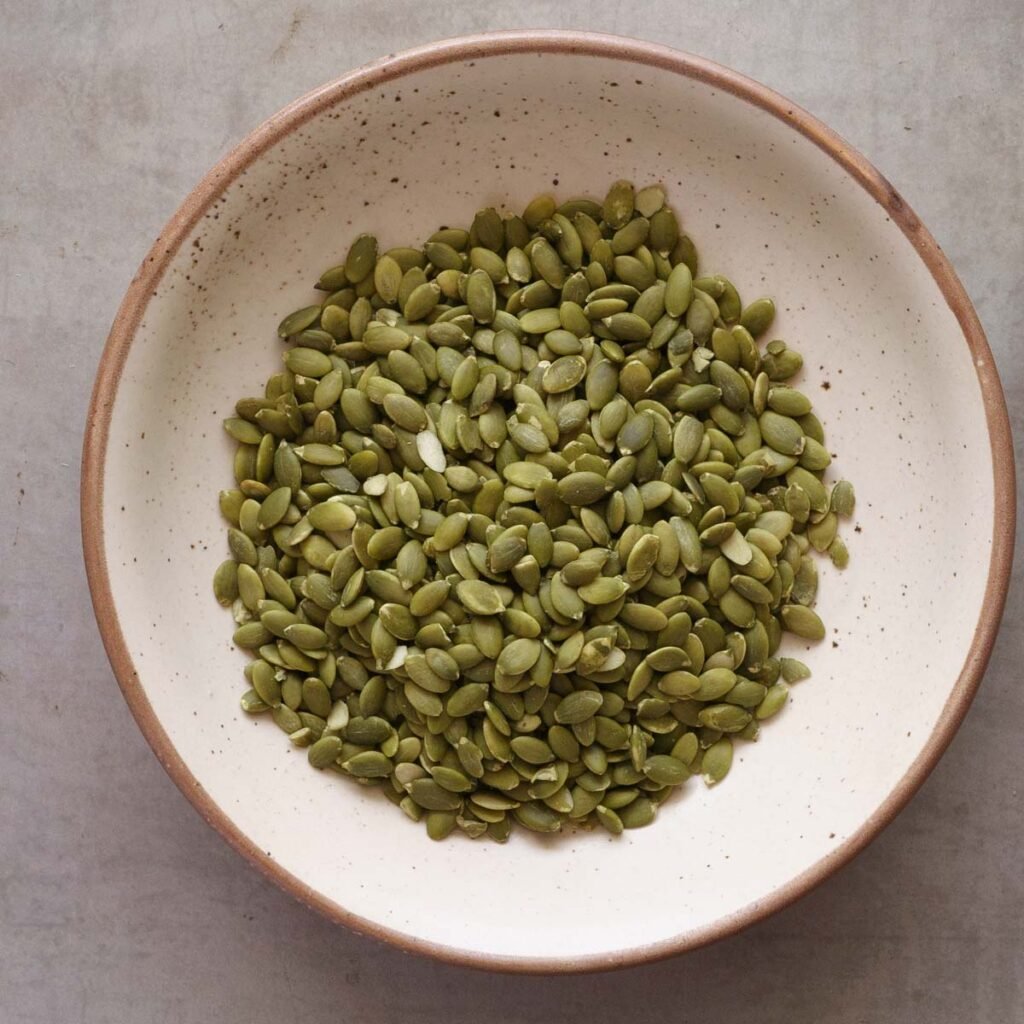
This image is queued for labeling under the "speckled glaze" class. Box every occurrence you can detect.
[82,32,1014,972]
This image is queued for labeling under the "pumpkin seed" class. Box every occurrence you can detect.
[343,751,393,778]
[643,755,690,786]
[603,180,635,229]
[308,735,343,769]
[780,604,826,641]
[342,236,379,286]
[756,682,790,720]
[739,297,775,337]
[557,472,608,506]
[595,805,624,835]
[456,579,505,615]
[701,737,734,785]
[213,560,239,605]
[554,690,604,724]
[408,778,463,811]
[830,479,856,516]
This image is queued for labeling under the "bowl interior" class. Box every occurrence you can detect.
[94,41,998,966]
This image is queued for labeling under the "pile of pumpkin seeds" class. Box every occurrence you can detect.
[213,180,854,841]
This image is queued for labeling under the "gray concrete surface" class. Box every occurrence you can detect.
[2,1,1022,1021]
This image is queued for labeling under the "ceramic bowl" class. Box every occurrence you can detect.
[82,31,1015,972]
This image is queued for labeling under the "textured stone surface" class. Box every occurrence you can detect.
[1,2,1021,1021]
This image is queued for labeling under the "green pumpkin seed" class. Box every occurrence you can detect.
[542,355,587,393]
[343,751,393,778]
[308,735,343,769]
[697,703,752,732]
[578,577,628,605]
[456,579,505,615]
[780,604,826,641]
[829,536,850,569]
[643,755,690,786]
[739,297,775,337]
[513,801,563,833]
[780,657,811,683]
[609,216,649,256]
[407,778,463,811]
[756,682,790,720]
[618,796,656,829]
[759,411,805,456]
[345,234,377,283]
[554,690,604,725]
[830,479,856,516]
[496,637,542,675]
[595,805,624,835]
[768,387,812,417]
[634,184,665,218]
[701,737,733,785]
[603,179,635,229]
[556,472,608,506]
[213,560,239,606]
[277,305,321,338]
[509,736,555,765]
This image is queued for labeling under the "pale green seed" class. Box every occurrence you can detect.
[603,179,635,228]
[595,805,624,835]
[739,297,775,337]
[542,355,588,393]
[446,683,489,718]
[343,751,393,778]
[456,579,505,615]
[496,637,542,675]
[831,479,856,517]
[610,216,649,256]
[556,472,608,506]
[431,765,474,793]
[212,560,239,606]
[808,512,839,553]
[768,387,812,417]
[778,658,810,683]
[759,411,805,456]
[373,255,403,303]
[756,682,790,720]
[345,234,377,283]
[829,536,850,569]
[642,755,690,786]
[308,735,343,769]
[697,703,752,732]
[554,690,604,725]
[277,305,321,338]
[520,307,563,334]
[513,801,563,833]
[408,779,462,811]
[780,604,826,641]
[800,437,832,471]
[577,577,628,605]
[604,312,652,342]
[649,208,679,254]
[307,500,357,532]
[404,281,441,322]
[466,269,497,323]
[510,735,554,764]
[409,579,451,616]
[701,738,733,785]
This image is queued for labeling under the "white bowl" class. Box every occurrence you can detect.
[82,31,1015,971]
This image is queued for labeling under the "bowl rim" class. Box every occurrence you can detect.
[80,29,1016,974]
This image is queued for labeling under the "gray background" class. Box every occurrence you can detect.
[2,1,1021,1021]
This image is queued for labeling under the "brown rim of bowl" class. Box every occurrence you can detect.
[81,30,1016,974]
